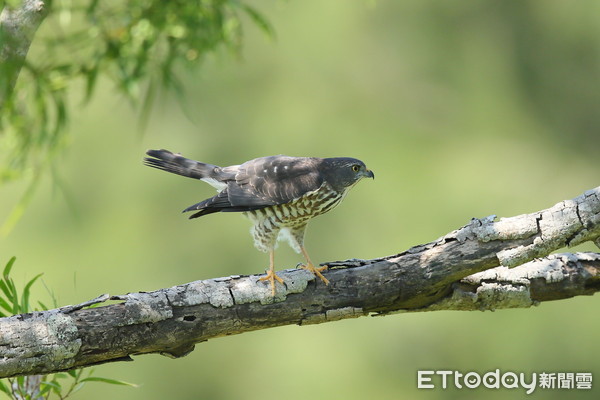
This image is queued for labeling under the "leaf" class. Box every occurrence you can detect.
[84,65,100,103]
[1,258,19,312]
[241,4,275,39]
[5,279,19,314]
[37,300,49,311]
[86,0,100,14]
[0,279,18,314]
[39,381,61,396]
[3,256,16,280]
[53,94,67,134]
[79,377,138,387]
[21,273,43,314]
[70,381,86,395]
[49,379,63,395]
[0,295,12,314]
[0,380,10,395]
[0,279,13,301]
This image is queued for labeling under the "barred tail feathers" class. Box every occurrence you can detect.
[144,149,218,180]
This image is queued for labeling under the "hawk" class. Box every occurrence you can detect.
[144,149,374,295]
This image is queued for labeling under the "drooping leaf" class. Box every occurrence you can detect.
[79,377,138,387]
[240,4,275,39]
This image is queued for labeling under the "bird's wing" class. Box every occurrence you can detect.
[184,156,324,217]
[226,156,324,209]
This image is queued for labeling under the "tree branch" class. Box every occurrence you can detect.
[1,187,599,378]
[0,0,49,108]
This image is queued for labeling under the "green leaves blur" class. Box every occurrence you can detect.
[0,0,273,182]
[0,0,273,234]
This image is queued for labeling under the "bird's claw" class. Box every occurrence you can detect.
[259,269,285,296]
[299,263,330,285]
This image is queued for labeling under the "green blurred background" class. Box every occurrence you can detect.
[1,0,599,399]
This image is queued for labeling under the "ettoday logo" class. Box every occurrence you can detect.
[417,370,593,394]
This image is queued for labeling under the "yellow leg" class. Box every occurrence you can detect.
[299,246,330,285]
[259,250,284,295]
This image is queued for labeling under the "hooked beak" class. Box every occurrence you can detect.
[365,169,374,179]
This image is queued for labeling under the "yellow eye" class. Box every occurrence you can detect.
[352,165,360,172]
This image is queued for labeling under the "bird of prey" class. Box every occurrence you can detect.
[144,149,374,295]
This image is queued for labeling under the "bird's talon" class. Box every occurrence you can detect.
[259,269,285,295]
[299,263,330,285]
[316,264,328,273]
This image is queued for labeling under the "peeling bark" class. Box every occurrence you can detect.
[1,186,599,378]
[399,252,600,313]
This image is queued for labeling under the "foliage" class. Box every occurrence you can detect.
[0,0,273,232]
[0,257,136,399]
[1,370,137,400]
[0,257,42,316]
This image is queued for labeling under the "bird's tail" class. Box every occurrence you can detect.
[143,149,218,180]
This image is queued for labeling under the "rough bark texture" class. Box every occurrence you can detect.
[1,187,599,378]
[0,0,49,108]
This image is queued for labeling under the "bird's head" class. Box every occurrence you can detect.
[321,157,374,192]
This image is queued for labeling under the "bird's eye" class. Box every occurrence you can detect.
[351,165,360,172]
